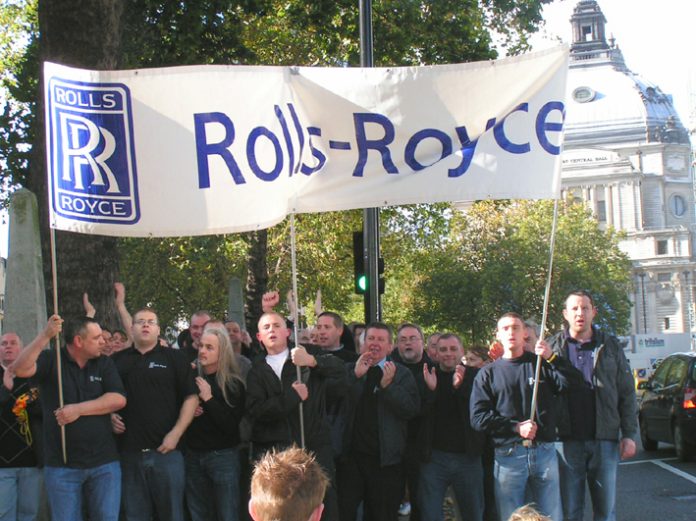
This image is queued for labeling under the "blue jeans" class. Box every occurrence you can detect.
[44,461,121,521]
[0,467,43,521]
[557,440,619,521]
[418,450,483,521]
[121,450,186,521]
[185,447,240,521]
[494,442,562,521]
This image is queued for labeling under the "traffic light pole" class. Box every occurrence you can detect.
[360,0,381,324]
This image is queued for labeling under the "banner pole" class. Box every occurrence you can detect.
[525,199,560,446]
[289,213,306,449]
[49,227,67,464]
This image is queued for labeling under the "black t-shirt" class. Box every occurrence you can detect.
[432,369,468,453]
[112,345,197,451]
[34,348,125,468]
[0,369,41,468]
[186,374,245,451]
[352,366,382,456]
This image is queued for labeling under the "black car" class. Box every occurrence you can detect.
[639,352,696,461]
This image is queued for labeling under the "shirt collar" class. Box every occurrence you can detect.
[564,327,596,348]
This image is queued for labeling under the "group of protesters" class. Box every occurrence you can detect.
[0,285,637,521]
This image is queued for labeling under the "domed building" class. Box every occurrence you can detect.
[560,1,694,354]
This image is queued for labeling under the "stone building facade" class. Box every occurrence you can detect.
[560,1,694,341]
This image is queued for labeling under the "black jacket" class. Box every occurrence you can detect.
[390,351,435,446]
[343,359,420,466]
[246,350,347,450]
[548,328,638,441]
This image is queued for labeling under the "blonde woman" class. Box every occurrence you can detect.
[185,326,246,521]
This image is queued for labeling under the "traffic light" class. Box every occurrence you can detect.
[353,231,385,295]
[353,231,366,294]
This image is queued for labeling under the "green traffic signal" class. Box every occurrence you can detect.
[357,274,368,292]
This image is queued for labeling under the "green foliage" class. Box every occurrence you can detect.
[265,211,365,324]
[0,0,37,200]
[121,1,267,67]
[482,0,554,54]
[410,200,633,342]
[119,234,248,326]
[0,0,37,82]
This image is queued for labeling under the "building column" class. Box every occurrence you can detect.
[605,185,614,227]
[583,186,591,203]
[637,271,649,334]
[683,270,695,349]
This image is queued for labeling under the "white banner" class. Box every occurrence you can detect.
[44,46,568,237]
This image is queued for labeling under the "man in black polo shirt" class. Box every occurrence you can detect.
[13,315,127,521]
[111,308,198,521]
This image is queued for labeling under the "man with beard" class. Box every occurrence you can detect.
[391,323,433,519]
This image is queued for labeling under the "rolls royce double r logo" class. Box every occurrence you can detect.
[48,78,140,224]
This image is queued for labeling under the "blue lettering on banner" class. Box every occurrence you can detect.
[48,78,140,224]
[192,101,565,187]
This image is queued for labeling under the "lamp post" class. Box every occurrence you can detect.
[359,0,381,324]
[639,272,647,334]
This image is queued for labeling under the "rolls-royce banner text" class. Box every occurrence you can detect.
[44,46,568,237]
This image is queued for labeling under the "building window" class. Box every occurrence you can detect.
[582,25,592,41]
[596,200,607,222]
[669,194,687,218]
[657,273,671,283]
[664,317,670,330]
[657,240,668,256]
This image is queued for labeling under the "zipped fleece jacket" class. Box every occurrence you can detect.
[343,360,420,467]
[548,328,638,441]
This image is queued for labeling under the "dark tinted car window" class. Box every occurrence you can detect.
[651,359,673,389]
[666,357,688,388]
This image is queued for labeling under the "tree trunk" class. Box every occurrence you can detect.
[26,0,124,327]
[244,229,268,341]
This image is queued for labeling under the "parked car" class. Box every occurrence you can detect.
[638,352,696,461]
